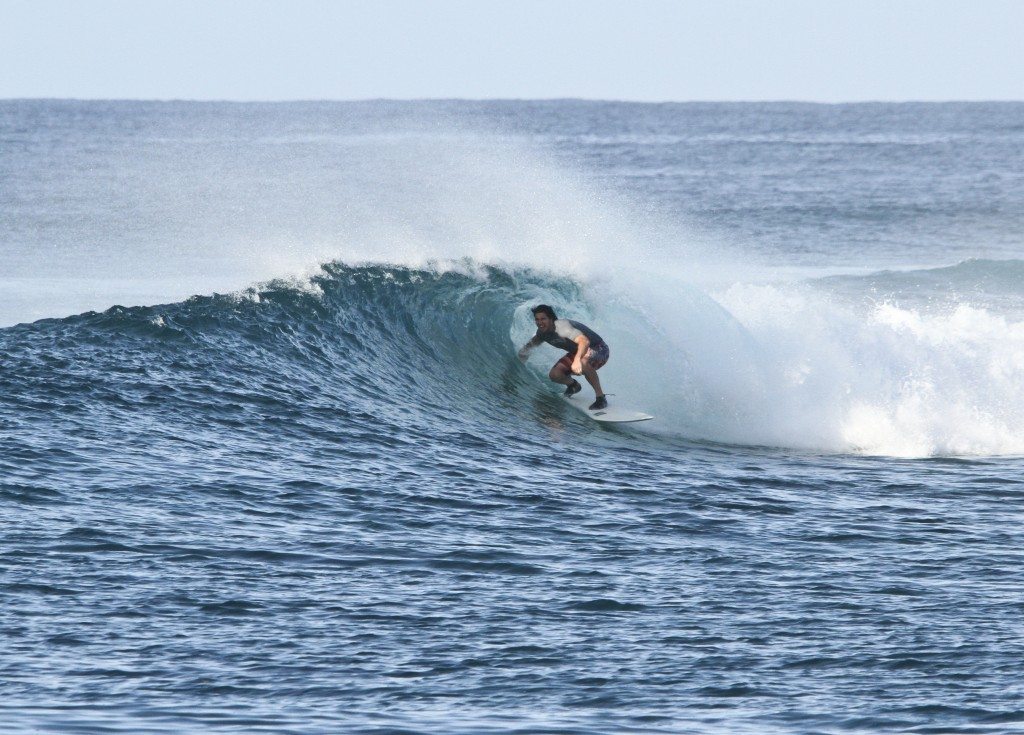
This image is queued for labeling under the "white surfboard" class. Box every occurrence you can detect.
[563,395,654,423]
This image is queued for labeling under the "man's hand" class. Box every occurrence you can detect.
[571,359,583,375]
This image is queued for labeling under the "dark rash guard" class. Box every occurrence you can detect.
[530,319,606,357]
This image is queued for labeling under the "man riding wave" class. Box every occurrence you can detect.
[518,304,609,410]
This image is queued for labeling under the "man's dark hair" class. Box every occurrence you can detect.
[531,304,557,320]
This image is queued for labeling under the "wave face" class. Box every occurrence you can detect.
[0,263,549,462]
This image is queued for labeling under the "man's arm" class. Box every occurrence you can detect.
[518,335,542,362]
[570,335,589,374]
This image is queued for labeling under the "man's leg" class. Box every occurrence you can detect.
[580,360,604,397]
[548,363,574,386]
[551,359,584,397]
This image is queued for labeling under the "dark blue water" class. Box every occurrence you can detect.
[3,101,1024,733]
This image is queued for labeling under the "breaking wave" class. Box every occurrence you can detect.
[4,258,1024,458]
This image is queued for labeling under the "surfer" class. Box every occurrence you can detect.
[518,305,610,410]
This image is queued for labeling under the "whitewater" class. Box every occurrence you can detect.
[3,100,1024,734]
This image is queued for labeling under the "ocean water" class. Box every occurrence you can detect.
[2,100,1024,734]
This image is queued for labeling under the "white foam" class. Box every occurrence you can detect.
[603,280,1024,458]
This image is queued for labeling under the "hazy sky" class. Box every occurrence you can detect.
[2,0,1021,101]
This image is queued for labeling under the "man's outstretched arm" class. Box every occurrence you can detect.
[518,336,541,362]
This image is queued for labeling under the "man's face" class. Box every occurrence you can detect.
[534,312,554,332]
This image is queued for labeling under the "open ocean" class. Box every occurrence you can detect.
[3,100,1024,734]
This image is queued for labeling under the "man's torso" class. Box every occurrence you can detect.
[536,319,605,355]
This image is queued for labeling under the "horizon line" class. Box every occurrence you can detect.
[3,96,1023,105]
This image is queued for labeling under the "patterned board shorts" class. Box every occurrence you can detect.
[556,341,610,372]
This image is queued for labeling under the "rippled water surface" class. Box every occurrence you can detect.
[3,101,1024,733]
